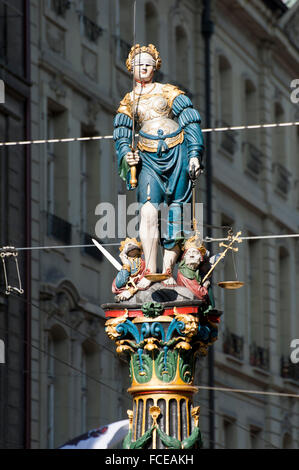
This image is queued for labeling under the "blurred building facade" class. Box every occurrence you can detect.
[0,0,298,449]
[0,0,31,449]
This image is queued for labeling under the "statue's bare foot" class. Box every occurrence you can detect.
[162,276,177,287]
[137,277,152,290]
[117,290,133,301]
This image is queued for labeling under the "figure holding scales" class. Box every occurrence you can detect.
[113,44,204,290]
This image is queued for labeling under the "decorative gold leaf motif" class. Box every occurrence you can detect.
[116,343,134,355]
[149,406,161,426]
[174,308,199,338]
[127,410,133,430]
[105,311,128,340]
[144,337,159,351]
[191,406,200,427]
[174,341,192,351]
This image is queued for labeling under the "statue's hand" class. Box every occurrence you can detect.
[189,157,201,178]
[126,150,140,167]
[120,252,129,265]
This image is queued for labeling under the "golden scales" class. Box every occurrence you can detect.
[204,230,244,290]
[145,230,244,289]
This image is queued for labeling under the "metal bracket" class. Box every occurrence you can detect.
[0,247,24,295]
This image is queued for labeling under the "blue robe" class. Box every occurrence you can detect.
[113,93,204,249]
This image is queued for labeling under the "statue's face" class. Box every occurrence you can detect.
[184,248,202,270]
[124,242,141,257]
[132,53,155,82]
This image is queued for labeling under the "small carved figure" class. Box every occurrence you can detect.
[112,238,146,301]
[177,236,217,305]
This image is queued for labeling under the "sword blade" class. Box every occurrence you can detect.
[92,239,122,271]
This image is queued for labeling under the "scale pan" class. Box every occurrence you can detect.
[145,273,171,282]
[218,281,244,289]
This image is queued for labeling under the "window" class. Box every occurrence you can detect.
[145,2,159,46]
[49,0,71,17]
[115,0,133,64]
[81,351,87,433]
[244,80,257,130]
[80,127,101,236]
[242,79,263,176]
[273,102,285,164]
[223,418,236,449]
[277,247,291,358]
[282,433,293,449]
[295,125,299,206]
[46,104,69,221]
[119,0,133,45]
[47,338,55,449]
[47,325,69,448]
[47,113,55,216]
[249,426,262,449]
[0,1,25,76]
[218,55,233,126]
[247,239,261,345]
[175,26,189,87]
[79,0,102,43]
[82,340,101,430]
[217,56,236,155]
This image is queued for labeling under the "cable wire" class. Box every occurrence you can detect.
[202,405,280,449]
[0,121,298,147]
[197,384,299,400]
[7,232,299,253]
[0,324,131,403]
[10,293,120,360]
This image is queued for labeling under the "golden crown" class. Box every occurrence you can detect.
[183,235,207,256]
[119,237,142,253]
[126,43,162,72]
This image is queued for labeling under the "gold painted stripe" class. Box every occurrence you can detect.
[177,398,181,441]
[142,398,146,436]
[128,384,198,394]
[187,398,190,437]
[166,397,169,436]
[133,398,138,441]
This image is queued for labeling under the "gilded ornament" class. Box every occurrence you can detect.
[174,308,199,338]
[183,234,207,256]
[119,237,142,253]
[191,406,200,427]
[174,340,192,351]
[144,337,159,352]
[116,340,134,355]
[149,405,161,426]
[117,92,133,119]
[105,311,128,340]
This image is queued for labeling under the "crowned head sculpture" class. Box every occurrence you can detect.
[126,43,162,72]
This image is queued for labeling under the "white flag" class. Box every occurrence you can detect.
[59,419,129,449]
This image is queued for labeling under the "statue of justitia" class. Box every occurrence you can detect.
[113,44,205,289]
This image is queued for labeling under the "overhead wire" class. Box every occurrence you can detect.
[0,324,132,404]
[6,295,299,403]
[1,302,298,446]
[7,232,299,253]
[197,384,299,400]
[10,292,120,360]
[0,122,298,147]
[201,406,280,449]
[0,316,290,448]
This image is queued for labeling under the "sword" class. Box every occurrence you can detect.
[130,0,138,189]
[92,238,138,294]
[92,239,122,271]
